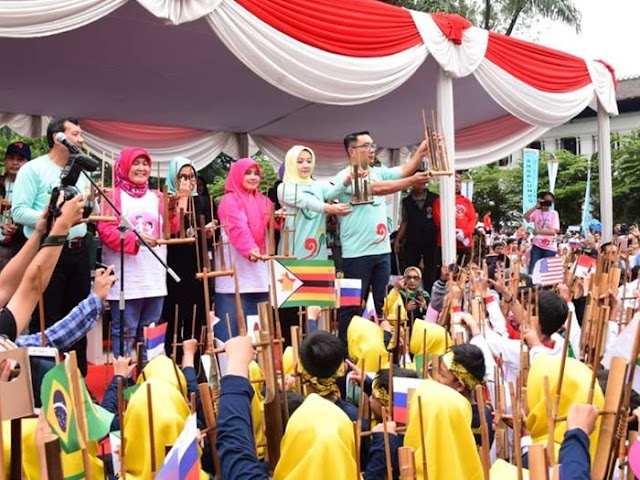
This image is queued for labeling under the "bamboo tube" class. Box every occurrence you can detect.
[68,353,91,479]
[475,385,491,480]
[37,265,46,347]
[398,446,416,480]
[381,406,393,480]
[528,444,549,480]
[417,396,428,480]
[117,377,126,480]
[146,383,157,476]
[591,356,628,479]
[354,421,361,479]
[198,384,221,476]
[44,435,64,480]
[543,376,555,467]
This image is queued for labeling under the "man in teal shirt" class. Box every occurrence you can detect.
[334,131,431,341]
[12,117,93,375]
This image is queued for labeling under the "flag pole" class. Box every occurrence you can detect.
[117,377,127,480]
[68,352,92,479]
[146,383,157,477]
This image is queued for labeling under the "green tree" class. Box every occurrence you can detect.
[203,151,277,203]
[611,130,640,224]
[0,126,48,171]
[469,149,599,230]
[380,0,580,36]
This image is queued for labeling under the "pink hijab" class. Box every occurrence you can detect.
[115,147,151,198]
[222,158,271,254]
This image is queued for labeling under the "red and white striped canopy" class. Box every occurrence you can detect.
[0,0,617,175]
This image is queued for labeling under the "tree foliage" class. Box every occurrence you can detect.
[380,0,580,36]
[468,130,640,232]
[201,151,277,203]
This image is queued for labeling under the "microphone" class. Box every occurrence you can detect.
[54,132,82,155]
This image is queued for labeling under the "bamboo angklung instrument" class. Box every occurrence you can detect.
[68,352,92,479]
[44,435,64,480]
[475,384,491,480]
[172,304,179,361]
[117,377,127,480]
[417,396,429,480]
[257,301,284,468]
[37,265,46,347]
[198,383,222,477]
[591,356,628,479]
[380,406,394,480]
[398,446,416,480]
[145,383,157,476]
[494,364,508,460]
[509,381,523,480]
[528,444,550,480]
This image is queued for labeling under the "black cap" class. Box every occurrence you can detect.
[5,141,31,161]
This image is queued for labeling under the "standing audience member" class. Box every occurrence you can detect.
[0,142,30,270]
[334,130,431,341]
[97,147,178,358]
[12,117,93,375]
[433,172,478,266]
[524,191,560,274]
[215,158,271,341]
[396,180,439,291]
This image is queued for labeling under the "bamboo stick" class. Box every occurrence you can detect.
[417,396,428,480]
[475,385,491,480]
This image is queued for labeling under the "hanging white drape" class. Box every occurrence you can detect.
[82,129,238,177]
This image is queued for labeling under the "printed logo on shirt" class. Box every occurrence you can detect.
[456,204,467,218]
[371,223,387,246]
[128,210,160,238]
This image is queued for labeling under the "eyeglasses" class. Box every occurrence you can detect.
[405,275,420,280]
[353,143,377,150]
[178,174,195,181]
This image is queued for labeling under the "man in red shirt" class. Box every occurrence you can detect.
[433,172,477,265]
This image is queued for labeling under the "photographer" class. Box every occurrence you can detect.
[0,194,85,341]
[11,117,94,375]
[524,191,560,275]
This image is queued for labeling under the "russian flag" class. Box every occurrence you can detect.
[392,377,423,424]
[143,322,168,360]
[339,278,362,307]
[156,413,200,480]
[362,291,377,322]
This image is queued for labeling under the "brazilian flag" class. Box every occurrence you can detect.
[40,362,80,452]
[40,359,114,453]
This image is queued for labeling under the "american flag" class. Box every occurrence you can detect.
[531,256,565,286]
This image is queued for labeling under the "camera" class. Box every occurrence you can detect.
[47,153,99,232]
[620,223,630,236]
[539,200,552,207]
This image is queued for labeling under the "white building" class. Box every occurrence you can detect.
[504,75,640,166]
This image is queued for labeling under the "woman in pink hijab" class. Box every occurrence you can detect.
[97,147,179,357]
[215,158,272,340]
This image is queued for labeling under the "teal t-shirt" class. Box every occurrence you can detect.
[333,165,402,258]
[277,180,344,260]
[12,154,88,239]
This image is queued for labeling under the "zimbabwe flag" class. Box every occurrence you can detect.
[271,259,336,308]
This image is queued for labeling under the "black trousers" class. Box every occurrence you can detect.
[30,240,91,376]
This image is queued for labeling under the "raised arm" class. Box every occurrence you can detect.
[400,139,430,178]
[0,210,48,307]
[6,194,85,336]
[370,171,432,196]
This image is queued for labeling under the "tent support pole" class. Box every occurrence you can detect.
[436,67,457,265]
[597,101,613,244]
[237,132,249,158]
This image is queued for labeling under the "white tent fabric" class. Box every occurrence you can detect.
[0,0,126,37]
[0,0,618,242]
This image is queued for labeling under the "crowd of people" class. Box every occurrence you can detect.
[0,119,639,479]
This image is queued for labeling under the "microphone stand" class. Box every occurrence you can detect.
[81,171,181,355]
